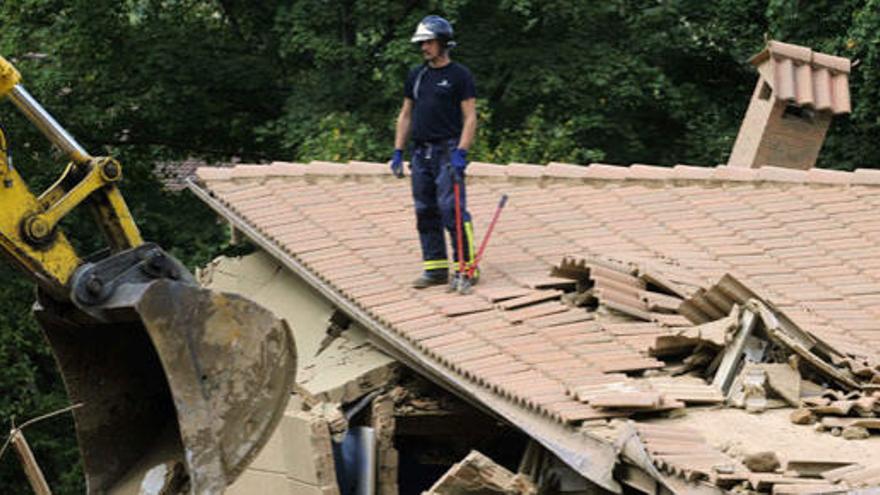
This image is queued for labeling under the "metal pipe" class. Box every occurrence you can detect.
[354,427,376,495]
[8,85,90,163]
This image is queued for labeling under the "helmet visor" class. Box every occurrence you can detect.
[411,22,437,43]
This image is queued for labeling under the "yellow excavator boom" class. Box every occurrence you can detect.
[0,55,296,494]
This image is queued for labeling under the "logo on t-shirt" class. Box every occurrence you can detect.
[437,79,451,88]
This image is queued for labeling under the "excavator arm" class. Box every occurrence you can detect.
[0,56,296,494]
[0,56,141,297]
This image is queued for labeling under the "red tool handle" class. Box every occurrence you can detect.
[454,179,465,278]
[468,194,508,278]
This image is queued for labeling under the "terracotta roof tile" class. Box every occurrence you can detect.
[193,160,880,430]
[807,168,853,185]
[195,167,233,182]
[505,163,545,178]
[305,161,348,176]
[712,166,757,181]
[467,162,508,177]
[751,40,851,114]
[346,160,387,175]
[582,163,630,180]
[671,164,715,180]
[627,164,675,180]
[853,168,880,185]
[544,162,590,178]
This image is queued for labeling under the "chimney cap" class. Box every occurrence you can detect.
[748,40,852,115]
[750,40,851,74]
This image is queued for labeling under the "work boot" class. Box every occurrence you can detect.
[446,272,461,293]
[457,272,480,295]
[412,271,448,289]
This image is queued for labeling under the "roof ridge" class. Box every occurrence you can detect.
[194,161,880,187]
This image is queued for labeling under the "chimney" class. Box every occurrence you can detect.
[728,40,851,169]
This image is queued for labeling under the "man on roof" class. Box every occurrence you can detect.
[390,14,478,290]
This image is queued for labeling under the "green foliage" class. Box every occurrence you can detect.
[2,1,880,493]
[488,108,605,164]
[296,112,387,162]
[0,266,82,494]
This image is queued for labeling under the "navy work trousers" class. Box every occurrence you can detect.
[410,139,476,275]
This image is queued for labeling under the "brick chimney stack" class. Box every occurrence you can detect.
[728,41,851,170]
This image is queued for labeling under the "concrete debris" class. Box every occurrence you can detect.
[227,398,341,495]
[841,425,870,440]
[310,401,349,442]
[728,362,803,412]
[201,252,399,404]
[387,379,463,416]
[821,462,880,488]
[796,388,880,440]
[424,450,536,495]
[209,247,880,494]
[789,408,815,425]
[785,459,856,478]
[821,416,880,430]
[539,262,880,490]
[740,366,769,413]
[742,451,781,473]
[650,309,737,357]
[760,363,801,407]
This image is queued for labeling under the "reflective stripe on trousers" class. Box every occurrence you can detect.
[410,139,476,273]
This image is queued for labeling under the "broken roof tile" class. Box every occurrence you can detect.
[193,159,880,467]
[496,290,563,310]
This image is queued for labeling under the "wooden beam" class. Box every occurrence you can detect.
[11,429,52,495]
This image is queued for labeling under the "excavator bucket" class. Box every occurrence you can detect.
[34,279,296,494]
[0,55,295,493]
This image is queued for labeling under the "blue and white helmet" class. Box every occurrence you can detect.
[411,15,456,48]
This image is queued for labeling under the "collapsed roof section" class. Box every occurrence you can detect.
[190,160,880,493]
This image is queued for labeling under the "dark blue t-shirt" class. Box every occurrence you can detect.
[404,62,476,142]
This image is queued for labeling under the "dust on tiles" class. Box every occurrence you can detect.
[186,40,880,495]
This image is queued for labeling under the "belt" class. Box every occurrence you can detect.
[414,138,456,148]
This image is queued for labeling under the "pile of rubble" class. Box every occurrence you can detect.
[547,257,880,493]
[210,250,880,494]
[206,253,540,495]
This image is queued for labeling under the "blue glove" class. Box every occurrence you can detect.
[390,149,404,178]
[450,148,468,181]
